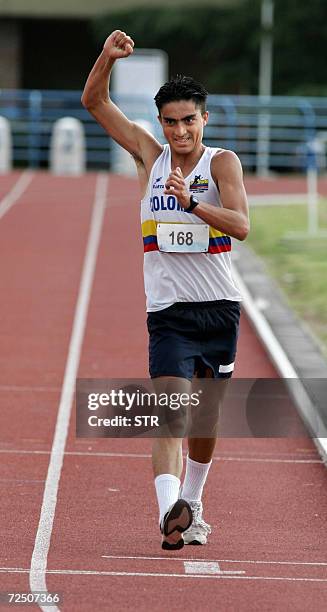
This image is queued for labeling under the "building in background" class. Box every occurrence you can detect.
[0,0,243,89]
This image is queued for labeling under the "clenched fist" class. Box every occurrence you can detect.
[103,30,135,60]
[164,167,190,209]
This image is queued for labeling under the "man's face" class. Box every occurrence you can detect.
[158,100,208,154]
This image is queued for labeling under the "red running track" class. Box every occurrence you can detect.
[0,171,326,612]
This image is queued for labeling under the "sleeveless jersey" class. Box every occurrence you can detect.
[141,144,242,312]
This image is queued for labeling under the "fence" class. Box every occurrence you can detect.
[0,89,327,173]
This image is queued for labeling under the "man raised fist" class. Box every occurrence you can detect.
[103,30,135,60]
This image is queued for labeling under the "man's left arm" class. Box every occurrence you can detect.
[164,150,250,241]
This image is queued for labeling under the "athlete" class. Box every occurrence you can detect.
[82,30,249,550]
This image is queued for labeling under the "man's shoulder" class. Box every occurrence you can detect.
[211,149,242,175]
[211,148,239,162]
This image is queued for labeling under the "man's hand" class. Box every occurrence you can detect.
[164,167,190,209]
[103,30,135,61]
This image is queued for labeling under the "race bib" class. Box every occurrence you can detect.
[157,223,209,253]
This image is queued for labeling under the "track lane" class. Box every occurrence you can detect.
[1,173,326,611]
[0,172,98,585]
[46,176,327,611]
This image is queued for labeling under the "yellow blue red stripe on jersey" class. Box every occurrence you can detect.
[142,220,231,254]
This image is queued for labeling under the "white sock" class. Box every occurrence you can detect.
[181,454,212,502]
[154,473,181,525]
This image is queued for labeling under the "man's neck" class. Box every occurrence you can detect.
[170,144,206,175]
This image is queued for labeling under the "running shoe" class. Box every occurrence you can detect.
[160,499,193,550]
[183,500,212,545]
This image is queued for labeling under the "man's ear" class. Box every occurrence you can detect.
[157,114,163,126]
[203,111,209,127]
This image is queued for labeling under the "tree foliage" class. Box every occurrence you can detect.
[92,0,327,95]
[274,0,327,95]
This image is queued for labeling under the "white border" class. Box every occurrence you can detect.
[233,264,327,464]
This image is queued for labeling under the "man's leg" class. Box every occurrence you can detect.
[188,437,217,463]
[181,439,215,545]
[182,371,228,544]
[185,368,217,499]
[152,376,193,550]
[183,438,216,499]
[153,435,183,477]
[153,435,216,514]
[152,436,183,525]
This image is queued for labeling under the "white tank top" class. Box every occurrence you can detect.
[141,144,242,312]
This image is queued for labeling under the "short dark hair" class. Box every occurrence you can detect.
[154,75,208,115]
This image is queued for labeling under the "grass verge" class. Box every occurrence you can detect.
[246,199,327,357]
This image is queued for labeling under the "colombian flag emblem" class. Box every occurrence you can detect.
[189,174,209,192]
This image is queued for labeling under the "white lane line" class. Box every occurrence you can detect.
[183,561,245,575]
[48,453,325,464]
[0,448,318,458]
[184,561,221,574]
[102,555,327,567]
[0,450,50,455]
[2,567,327,582]
[29,173,108,612]
[0,170,34,220]
[0,449,322,463]
[248,194,308,206]
[0,479,44,483]
[212,457,322,464]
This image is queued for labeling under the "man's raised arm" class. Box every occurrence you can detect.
[81,30,161,163]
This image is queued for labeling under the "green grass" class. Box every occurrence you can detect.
[246,199,327,357]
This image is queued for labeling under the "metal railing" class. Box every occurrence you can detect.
[0,88,327,173]
[0,89,161,169]
[205,95,327,174]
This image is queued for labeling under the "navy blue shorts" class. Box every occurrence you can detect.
[147,300,241,380]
